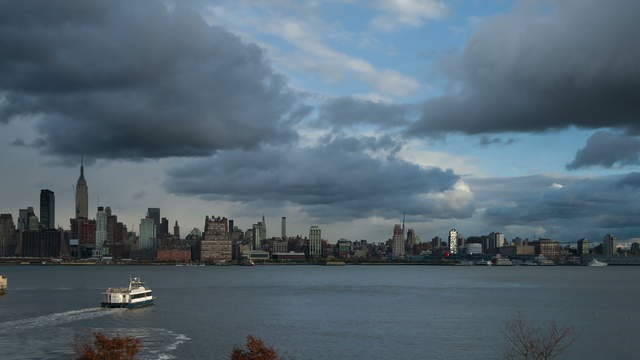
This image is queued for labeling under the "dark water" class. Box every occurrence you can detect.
[0,265,638,359]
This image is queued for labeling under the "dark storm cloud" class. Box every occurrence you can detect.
[469,174,640,233]
[0,0,304,159]
[477,136,515,147]
[567,131,640,170]
[409,0,640,136]
[165,136,472,220]
[315,97,417,129]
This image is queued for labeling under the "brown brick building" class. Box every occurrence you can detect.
[201,216,231,263]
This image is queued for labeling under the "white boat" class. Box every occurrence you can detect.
[492,256,514,266]
[587,259,608,267]
[0,275,7,294]
[101,276,154,308]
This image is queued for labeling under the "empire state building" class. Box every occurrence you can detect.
[75,158,88,219]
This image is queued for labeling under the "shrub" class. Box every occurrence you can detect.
[231,336,281,360]
[75,332,142,360]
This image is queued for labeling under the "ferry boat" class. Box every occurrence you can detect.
[587,259,608,267]
[101,276,154,308]
[0,275,7,295]
[492,256,514,266]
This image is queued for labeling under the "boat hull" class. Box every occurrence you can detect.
[101,299,154,308]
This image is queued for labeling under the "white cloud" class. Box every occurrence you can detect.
[371,0,447,31]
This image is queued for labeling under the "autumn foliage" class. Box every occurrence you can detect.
[75,332,142,360]
[231,336,281,360]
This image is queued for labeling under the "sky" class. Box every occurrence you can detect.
[1,0,640,244]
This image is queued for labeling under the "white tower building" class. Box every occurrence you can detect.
[448,228,459,254]
[309,225,322,257]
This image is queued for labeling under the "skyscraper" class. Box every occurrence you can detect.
[577,238,590,256]
[406,228,417,254]
[160,217,169,237]
[448,228,459,254]
[75,158,88,219]
[603,234,616,257]
[281,216,286,240]
[96,206,108,255]
[309,225,322,257]
[18,207,35,231]
[392,224,405,257]
[0,214,16,257]
[39,189,55,229]
[147,208,160,230]
[139,217,156,250]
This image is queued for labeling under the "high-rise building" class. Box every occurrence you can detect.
[281,217,286,240]
[0,214,17,257]
[160,217,169,237]
[201,216,231,263]
[406,228,417,254]
[309,225,322,257]
[18,207,35,231]
[448,228,459,254]
[432,236,441,250]
[75,158,88,219]
[39,189,55,229]
[95,206,108,255]
[603,234,616,257]
[174,221,180,239]
[577,238,590,256]
[392,224,405,257]
[139,217,156,250]
[486,232,505,253]
[147,208,160,230]
[252,219,267,250]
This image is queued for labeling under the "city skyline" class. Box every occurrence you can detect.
[1,1,640,244]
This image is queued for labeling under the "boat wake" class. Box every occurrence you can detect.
[0,307,121,334]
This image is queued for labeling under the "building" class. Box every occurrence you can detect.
[173,221,180,239]
[309,225,322,257]
[272,252,306,262]
[147,208,160,230]
[603,234,616,257]
[464,243,483,255]
[499,245,535,257]
[448,228,459,254]
[252,217,267,250]
[95,206,108,256]
[159,217,169,237]
[486,232,505,253]
[0,214,17,257]
[20,230,68,258]
[75,158,88,219]
[431,236,442,250]
[156,248,191,262]
[39,189,55,229]
[139,217,156,250]
[281,216,286,240]
[391,224,405,257]
[534,239,561,258]
[337,239,352,258]
[17,207,31,231]
[271,238,288,253]
[406,228,417,254]
[70,217,96,246]
[201,216,232,263]
[577,238,590,256]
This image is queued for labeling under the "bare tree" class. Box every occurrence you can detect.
[503,313,575,360]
